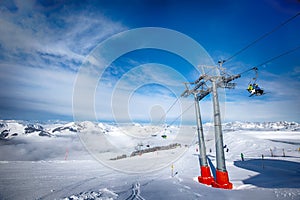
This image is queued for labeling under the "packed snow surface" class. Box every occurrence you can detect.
[0,120,299,199]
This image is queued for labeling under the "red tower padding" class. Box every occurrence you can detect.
[211,170,233,189]
[198,166,214,185]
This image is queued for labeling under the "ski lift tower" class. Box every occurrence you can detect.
[182,63,240,189]
[181,75,214,185]
[209,62,241,189]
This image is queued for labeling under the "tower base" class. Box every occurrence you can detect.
[211,170,233,189]
[198,166,214,185]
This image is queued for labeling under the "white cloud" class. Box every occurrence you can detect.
[111,63,185,93]
[0,0,127,119]
[92,63,193,122]
[0,0,126,70]
[0,63,76,116]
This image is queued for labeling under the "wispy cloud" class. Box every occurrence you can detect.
[0,0,125,70]
[93,63,190,122]
[0,63,75,116]
[0,0,126,119]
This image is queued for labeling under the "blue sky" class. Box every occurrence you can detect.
[0,0,299,123]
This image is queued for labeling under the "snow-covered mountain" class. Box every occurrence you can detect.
[0,120,78,139]
[221,121,300,132]
[1,120,299,140]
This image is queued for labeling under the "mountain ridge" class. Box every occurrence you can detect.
[1,120,299,140]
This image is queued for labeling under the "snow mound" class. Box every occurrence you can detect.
[62,188,118,200]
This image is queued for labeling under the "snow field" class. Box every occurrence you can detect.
[0,121,299,199]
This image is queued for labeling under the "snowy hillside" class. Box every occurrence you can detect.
[0,120,299,199]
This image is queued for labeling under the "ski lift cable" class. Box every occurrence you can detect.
[256,45,300,67]
[158,68,214,125]
[169,102,194,126]
[224,12,300,63]
[164,46,298,124]
[239,66,258,75]
[235,44,300,77]
[158,97,180,124]
[159,43,299,125]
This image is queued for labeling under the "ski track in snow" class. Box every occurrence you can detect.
[125,182,145,200]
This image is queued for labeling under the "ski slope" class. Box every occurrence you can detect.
[0,121,299,199]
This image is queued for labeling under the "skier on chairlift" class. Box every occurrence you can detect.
[247,83,264,96]
[246,67,265,96]
[247,84,255,94]
[253,83,264,95]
